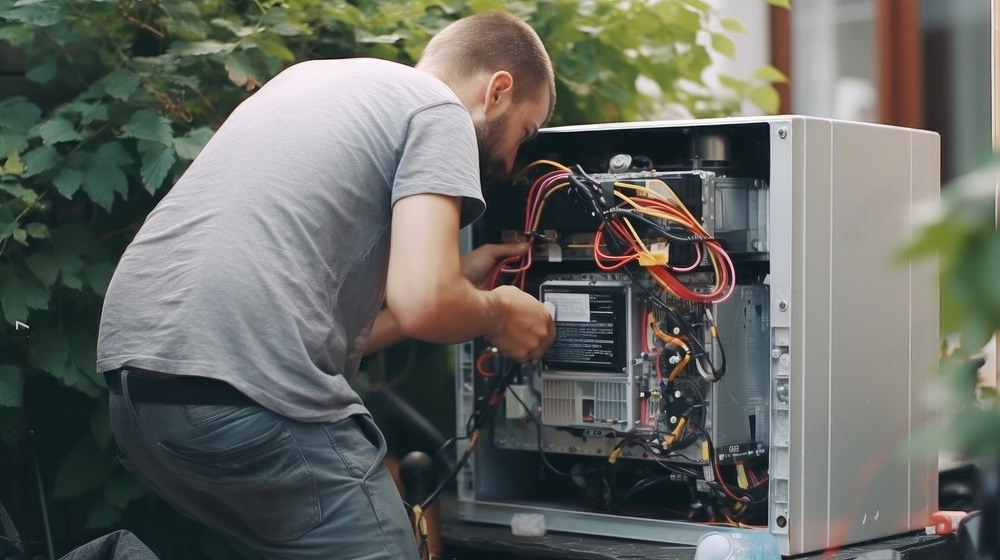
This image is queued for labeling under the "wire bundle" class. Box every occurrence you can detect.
[491,161,736,305]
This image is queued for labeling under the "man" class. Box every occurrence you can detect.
[98,11,556,560]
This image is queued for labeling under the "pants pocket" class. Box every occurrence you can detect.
[323,414,388,482]
[157,418,321,543]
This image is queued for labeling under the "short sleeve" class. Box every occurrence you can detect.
[392,102,486,228]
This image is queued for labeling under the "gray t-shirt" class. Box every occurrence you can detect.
[97,58,485,423]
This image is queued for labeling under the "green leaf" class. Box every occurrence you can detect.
[718,74,748,95]
[103,68,141,101]
[749,85,781,114]
[260,8,308,37]
[0,204,14,236]
[466,0,506,12]
[38,117,83,145]
[0,365,24,407]
[24,222,47,239]
[21,146,60,177]
[30,323,75,383]
[62,101,109,126]
[121,110,173,145]
[20,188,37,205]
[711,33,736,58]
[0,98,42,132]
[679,0,711,11]
[52,436,106,499]
[0,267,49,324]
[53,167,84,198]
[3,0,68,27]
[253,36,296,62]
[2,152,25,175]
[224,51,257,88]
[139,141,176,194]
[25,56,58,84]
[721,17,746,34]
[84,258,115,296]
[81,142,132,211]
[170,40,236,57]
[0,180,27,197]
[173,127,214,160]
[752,64,789,84]
[68,328,99,387]
[159,1,208,39]
[0,129,29,155]
[765,0,791,8]
[25,252,58,287]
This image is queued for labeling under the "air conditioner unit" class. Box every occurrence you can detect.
[455,116,939,556]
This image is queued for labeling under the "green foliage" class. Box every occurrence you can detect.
[0,0,783,557]
[902,158,1000,458]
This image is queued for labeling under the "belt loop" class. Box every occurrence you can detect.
[120,369,140,425]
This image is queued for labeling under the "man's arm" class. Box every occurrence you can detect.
[385,193,554,363]
[365,241,531,355]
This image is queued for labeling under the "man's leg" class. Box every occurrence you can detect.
[109,374,417,560]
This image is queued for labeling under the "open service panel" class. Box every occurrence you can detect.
[455,116,939,555]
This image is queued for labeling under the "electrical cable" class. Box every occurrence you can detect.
[506,382,573,478]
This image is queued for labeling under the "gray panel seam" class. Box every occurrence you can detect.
[907,131,914,518]
[826,124,833,548]
[798,123,807,550]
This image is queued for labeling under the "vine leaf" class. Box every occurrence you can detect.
[38,117,83,145]
[25,252,58,288]
[121,111,173,145]
[82,143,132,212]
[21,145,59,177]
[53,167,84,198]
[103,69,140,101]
[173,128,214,160]
[2,0,68,27]
[138,140,176,194]
[0,267,49,324]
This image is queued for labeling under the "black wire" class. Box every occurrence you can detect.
[507,385,572,478]
[694,425,754,506]
[611,209,706,244]
[609,475,674,512]
[419,356,520,512]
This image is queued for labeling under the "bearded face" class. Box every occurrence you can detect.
[474,109,513,184]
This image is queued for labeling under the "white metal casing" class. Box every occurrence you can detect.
[455,115,940,555]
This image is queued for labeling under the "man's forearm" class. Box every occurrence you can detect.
[364,308,406,355]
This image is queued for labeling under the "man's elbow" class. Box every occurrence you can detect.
[385,291,446,340]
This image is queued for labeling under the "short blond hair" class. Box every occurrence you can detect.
[421,12,556,120]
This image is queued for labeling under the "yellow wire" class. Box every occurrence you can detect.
[614,181,709,236]
[613,181,671,202]
[621,216,650,254]
[522,159,572,173]
[613,188,725,295]
[530,182,570,230]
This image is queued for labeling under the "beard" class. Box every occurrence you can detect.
[474,111,513,185]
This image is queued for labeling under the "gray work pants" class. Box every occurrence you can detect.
[108,371,418,560]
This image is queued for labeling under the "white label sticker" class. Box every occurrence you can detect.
[546,243,563,262]
[543,292,590,322]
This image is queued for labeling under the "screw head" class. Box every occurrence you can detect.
[778,127,789,139]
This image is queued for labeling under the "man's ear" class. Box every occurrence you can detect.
[483,71,514,119]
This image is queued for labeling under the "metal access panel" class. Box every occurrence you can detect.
[455,115,939,556]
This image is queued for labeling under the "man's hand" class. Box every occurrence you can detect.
[486,285,556,364]
[461,242,529,288]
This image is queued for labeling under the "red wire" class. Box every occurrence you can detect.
[476,352,497,378]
